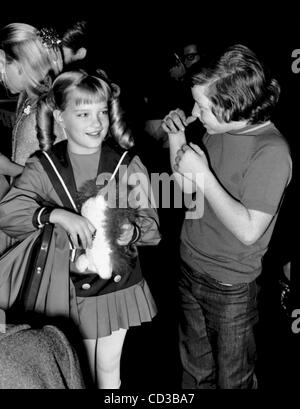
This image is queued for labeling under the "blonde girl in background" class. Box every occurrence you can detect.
[0,22,64,173]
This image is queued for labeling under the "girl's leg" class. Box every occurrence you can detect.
[95,328,127,389]
[82,339,97,384]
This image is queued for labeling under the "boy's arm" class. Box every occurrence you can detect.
[202,170,274,245]
[176,142,292,245]
[162,109,197,194]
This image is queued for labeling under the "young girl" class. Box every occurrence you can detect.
[0,69,160,388]
[0,22,64,170]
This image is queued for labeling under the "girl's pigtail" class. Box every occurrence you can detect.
[36,91,56,151]
[95,69,134,150]
[109,97,134,150]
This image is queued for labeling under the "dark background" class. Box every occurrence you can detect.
[1,6,300,389]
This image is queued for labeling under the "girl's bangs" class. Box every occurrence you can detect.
[73,83,109,106]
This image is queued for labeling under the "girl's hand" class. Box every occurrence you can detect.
[117,223,135,246]
[174,142,209,179]
[49,209,96,249]
[161,109,196,136]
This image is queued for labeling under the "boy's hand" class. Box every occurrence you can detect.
[49,209,96,249]
[162,109,196,135]
[117,223,135,246]
[174,142,209,180]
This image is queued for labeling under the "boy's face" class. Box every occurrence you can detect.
[182,44,200,69]
[191,85,236,134]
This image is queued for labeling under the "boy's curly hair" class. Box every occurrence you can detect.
[189,44,280,124]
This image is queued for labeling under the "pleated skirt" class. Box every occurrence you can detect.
[76,279,157,339]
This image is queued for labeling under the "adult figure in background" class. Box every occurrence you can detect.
[0,23,64,255]
[0,23,64,169]
[182,42,201,70]
[144,50,192,151]
[61,20,88,66]
[60,20,104,73]
[179,41,207,145]
[168,51,186,82]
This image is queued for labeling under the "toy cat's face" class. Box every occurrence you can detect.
[77,194,113,279]
[81,194,108,227]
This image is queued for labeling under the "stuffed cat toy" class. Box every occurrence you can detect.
[75,180,138,279]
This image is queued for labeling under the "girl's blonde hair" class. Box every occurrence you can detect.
[37,69,134,150]
[0,23,62,95]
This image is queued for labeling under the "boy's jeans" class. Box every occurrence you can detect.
[178,260,259,389]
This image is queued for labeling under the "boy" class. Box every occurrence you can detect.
[162,44,292,388]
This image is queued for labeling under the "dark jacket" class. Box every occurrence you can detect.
[0,320,85,389]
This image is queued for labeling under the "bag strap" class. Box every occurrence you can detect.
[17,223,54,312]
[39,151,78,212]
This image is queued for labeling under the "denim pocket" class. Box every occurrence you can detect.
[218,281,233,287]
[209,276,248,292]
